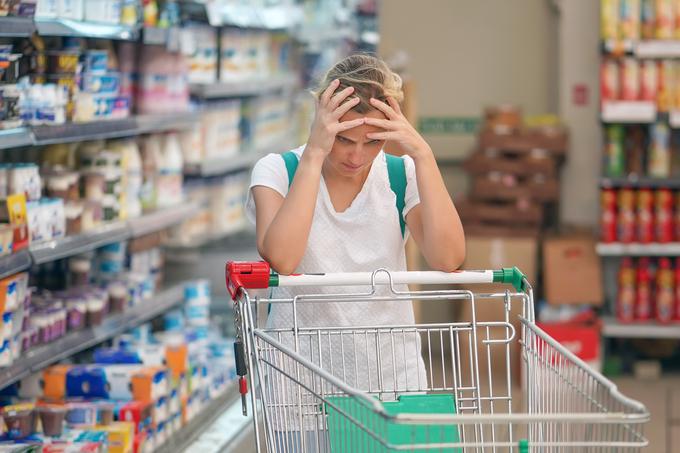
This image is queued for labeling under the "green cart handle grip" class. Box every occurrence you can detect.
[492,267,528,292]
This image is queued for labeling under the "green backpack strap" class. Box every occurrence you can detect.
[385,154,407,238]
[281,151,299,188]
[280,151,406,236]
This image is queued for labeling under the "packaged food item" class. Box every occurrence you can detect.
[86,290,108,326]
[675,257,680,320]
[657,0,675,38]
[108,281,128,312]
[642,0,656,39]
[620,0,641,40]
[618,188,637,242]
[65,293,87,330]
[59,0,84,21]
[621,58,641,101]
[2,405,36,439]
[82,171,106,201]
[656,258,675,322]
[635,257,653,321]
[81,73,121,95]
[157,133,184,207]
[641,60,659,101]
[46,50,80,74]
[649,122,671,177]
[675,192,680,240]
[65,202,84,235]
[97,402,115,425]
[83,50,109,75]
[37,405,66,437]
[605,125,626,177]
[637,189,655,243]
[65,402,98,426]
[43,365,71,400]
[625,126,646,175]
[70,256,91,286]
[655,189,674,242]
[601,59,620,103]
[657,60,675,112]
[84,0,122,24]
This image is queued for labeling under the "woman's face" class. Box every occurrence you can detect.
[326,108,387,178]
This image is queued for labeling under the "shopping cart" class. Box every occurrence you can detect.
[226,261,650,452]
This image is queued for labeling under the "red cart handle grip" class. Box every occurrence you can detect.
[226,261,271,299]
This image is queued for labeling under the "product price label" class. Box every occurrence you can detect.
[418,116,480,135]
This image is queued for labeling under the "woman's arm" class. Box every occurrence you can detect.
[365,98,465,271]
[254,80,364,274]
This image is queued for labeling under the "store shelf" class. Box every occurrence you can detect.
[141,26,170,45]
[601,101,656,123]
[34,18,139,41]
[156,388,239,453]
[30,113,197,146]
[30,221,129,265]
[134,112,198,134]
[190,73,298,99]
[602,316,680,339]
[596,242,680,256]
[0,250,32,280]
[0,284,184,389]
[635,40,680,58]
[601,176,680,190]
[184,150,265,177]
[128,202,201,238]
[0,16,35,37]
[0,128,33,150]
[32,118,140,145]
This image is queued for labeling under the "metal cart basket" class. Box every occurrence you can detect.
[226,262,649,452]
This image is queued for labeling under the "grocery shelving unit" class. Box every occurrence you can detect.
[599,6,680,351]
[0,284,185,389]
[0,2,370,449]
[602,316,680,339]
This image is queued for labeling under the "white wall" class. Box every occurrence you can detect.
[379,0,559,160]
[379,0,599,227]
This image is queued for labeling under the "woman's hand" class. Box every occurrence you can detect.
[364,97,432,160]
[306,79,366,161]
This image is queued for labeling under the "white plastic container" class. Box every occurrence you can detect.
[84,0,121,24]
[157,133,183,207]
[36,0,59,18]
[58,0,84,20]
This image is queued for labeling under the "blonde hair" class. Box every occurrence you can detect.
[314,54,403,113]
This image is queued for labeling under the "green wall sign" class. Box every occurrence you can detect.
[418,116,481,135]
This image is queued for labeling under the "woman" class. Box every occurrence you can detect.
[246,54,465,450]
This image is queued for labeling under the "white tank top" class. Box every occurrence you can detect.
[246,146,428,420]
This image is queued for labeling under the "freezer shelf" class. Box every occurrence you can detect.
[0,250,32,280]
[189,74,298,99]
[34,18,139,41]
[156,388,240,453]
[0,128,33,150]
[601,177,680,190]
[596,242,680,257]
[0,16,35,37]
[0,284,184,389]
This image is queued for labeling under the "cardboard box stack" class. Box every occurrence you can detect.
[459,106,569,237]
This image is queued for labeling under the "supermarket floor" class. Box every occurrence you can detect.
[221,375,680,453]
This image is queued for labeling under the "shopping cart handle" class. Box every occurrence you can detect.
[226,260,529,296]
[226,261,273,299]
[492,267,528,292]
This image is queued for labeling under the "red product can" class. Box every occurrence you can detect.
[641,60,659,101]
[618,188,637,242]
[655,189,674,242]
[656,257,675,323]
[621,58,641,101]
[675,192,680,241]
[618,257,637,323]
[674,257,680,321]
[637,189,655,243]
[635,257,653,321]
[601,189,618,242]
[601,59,621,103]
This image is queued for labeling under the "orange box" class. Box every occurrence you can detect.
[131,367,167,401]
[43,365,71,400]
[164,344,188,380]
